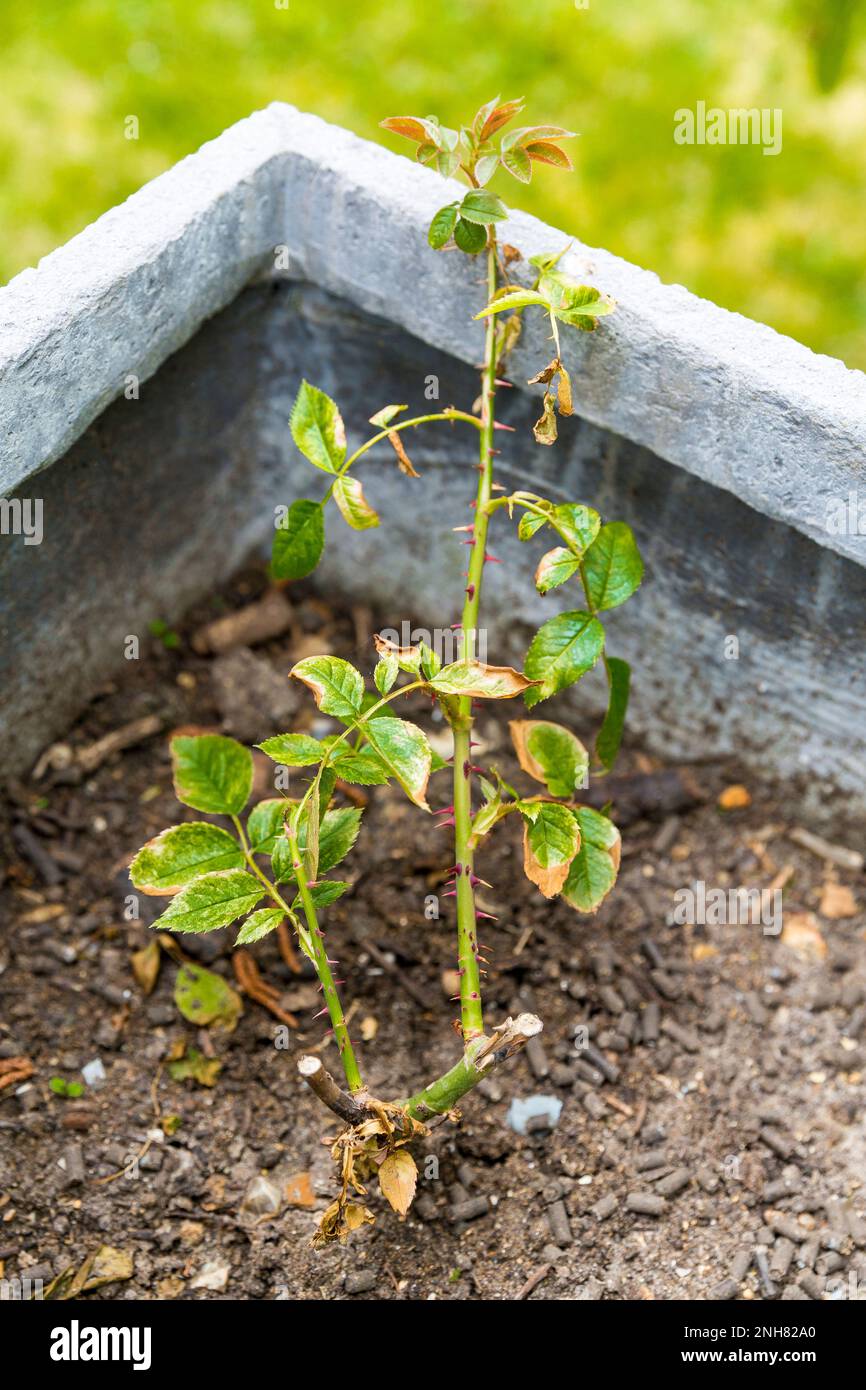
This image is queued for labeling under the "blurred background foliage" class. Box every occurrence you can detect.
[1,0,864,367]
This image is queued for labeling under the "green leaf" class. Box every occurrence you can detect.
[300,806,363,873]
[332,749,389,785]
[171,734,253,816]
[474,289,547,319]
[459,190,508,225]
[454,218,487,255]
[474,151,500,185]
[174,962,243,1032]
[364,717,432,810]
[167,1046,222,1088]
[582,522,644,611]
[290,380,347,473]
[419,641,442,680]
[535,546,580,594]
[333,476,379,531]
[520,801,580,897]
[544,279,615,330]
[153,869,263,933]
[551,503,601,554]
[428,204,459,248]
[290,655,365,720]
[502,124,576,149]
[271,835,294,884]
[256,733,325,767]
[373,652,399,695]
[429,660,538,700]
[272,499,325,581]
[518,507,551,540]
[524,611,605,709]
[293,880,350,910]
[501,144,532,182]
[562,807,622,913]
[236,907,284,945]
[596,656,631,772]
[369,404,408,428]
[130,823,243,895]
[470,781,504,843]
[247,798,291,855]
[510,719,589,798]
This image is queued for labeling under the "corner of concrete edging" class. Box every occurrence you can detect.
[2,100,865,571]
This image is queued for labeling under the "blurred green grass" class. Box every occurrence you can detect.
[1,0,864,368]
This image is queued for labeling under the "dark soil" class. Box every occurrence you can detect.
[1,569,865,1302]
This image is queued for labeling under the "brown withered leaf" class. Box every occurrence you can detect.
[131,940,160,996]
[501,243,522,265]
[373,632,421,666]
[429,659,541,700]
[378,1149,418,1217]
[388,430,420,477]
[528,357,560,386]
[522,821,572,898]
[533,391,558,446]
[557,363,573,415]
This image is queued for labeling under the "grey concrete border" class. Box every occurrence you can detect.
[2,102,865,567]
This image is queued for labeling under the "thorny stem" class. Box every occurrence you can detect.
[233,813,362,1093]
[451,238,499,1043]
[287,823,363,1094]
[231,814,308,949]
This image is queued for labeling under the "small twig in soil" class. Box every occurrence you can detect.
[0,1057,35,1092]
[233,951,298,1027]
[517,1263,552,1300]
[74,714,163,776]
[276,920,302,975]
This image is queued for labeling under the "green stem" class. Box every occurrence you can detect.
[323,410,481,503]
[232,814,308,945]
[401,1034,491,1119]
[287,824,363,1094]
[451,239,499,1043]
[232,814,362,1093]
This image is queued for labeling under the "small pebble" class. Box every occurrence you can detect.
[656,1168,691,1199]
[344,1270,378,1295]
[591,1193,618,1221]
[626,1192,667,1216]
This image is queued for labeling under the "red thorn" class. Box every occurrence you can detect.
[493,421,516,432]
[312,1007,328,1020]
[465,584,475,599]
[484,553,502,564]
[476,911,498,921]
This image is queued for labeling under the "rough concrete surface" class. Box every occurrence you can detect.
[1,104,865,567]
[2,281,865,828]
